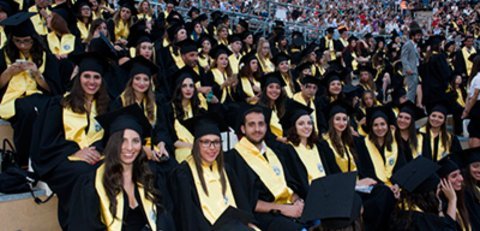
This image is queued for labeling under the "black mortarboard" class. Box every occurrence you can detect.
[391,87,407,106]
[437,157,460,178]
[342,84,362,99]
[72,52,109,76]
[365,106,396,132]
[291,32,305,48]
[321,70,342,88]
[399,101,426,121]
[348,35,358,43]
[375,36,385,44]
[127,20,152,48]
[391,156,440,193]
[261,71,286,88]
[299,75,321,86]
[444,41,455,51]
[0,0,19,16]
[364,33,373,39]
[52,2,75,25]
[326,27,335,34]
[427,35,443,47]
[197,13,208,22]
[173,66,199,87]
[295,62,312,74]
[73,0,91,16]
[87,33,118,60]
[228,33,242,44]
[301,43,317,58]
[455,147,480,168]
[212,206,255,231]
[356,65,373,75]
[166,10,184,25]
[220,14,229,23]
[239,30,252,40]
[238,19,248,31]
[118,0,138,15]
[209,44,232,59]
[327,100,354,120]
[428,101,449,116]
[197,34,217,48]
[239,52,257,66]
[96,104,151,139]
[469,53,480,62]
[210,11,222,21]
[166,0,179,6]
[301,172,360,227]
[187,6,200,18]
[272,52,290,66]
[122,56,158,79]
[280,100,314,131]
[167,21,185,42]
[0,12,35,37]
[182,112,229,139]
[338,25,348,34]
[176,38,198,54]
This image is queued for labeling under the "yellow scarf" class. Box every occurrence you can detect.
[114,20,130,41]
[410,134,424,159]
[0,52,45,119]
[234,137,293,204]
[290,143,326,184]
[293,92,318,133]
[257,55,275,74]
[169,46,185,69]
[95,164,157,231]
[186,156,237,224]
[76,20,90,41]
[240,76,260,104]
[173,103,194,163]
[323,135,357,173]
[456,88,466,107]
[137,13,152,21]
[228,53,242,75]
[28,6,49,36]
[462,47,476,77]
[457,209,472,231]
[351,53,359,71]
[0,27,6,49]
[198,55,212,70]
[364,135,398,185]
[420,127,451,161]
[326,38,336,60]
[270,108,283,138]
[281,73,295,98]
[47,32,76,55]
[212,68,231,103]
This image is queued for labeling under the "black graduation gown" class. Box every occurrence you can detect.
[104,62,129,100]
[224,148,304,231]
[283,143,330,199]
[422,53,452,106]
[169,162,253,231]
[68,162,175,231]
[465,187,480,231]
[421,133,462,162]
[398,133,428,162]
[389,211,457,231]
[318,140,358,174]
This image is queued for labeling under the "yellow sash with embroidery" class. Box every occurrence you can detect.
[228,54,242,75]
[323,135,357,173]
[293,92,318,133]
[212,68,231,103]
[76,21,90,41]
[173,103,194,163]
[364,135,398,185]
[234,137,293,204]
[281,73,295,98]
[114,20,130,41]
[257,55,274,74]
[169,46,185,68]
[0,52,45,119]
[290,143,326,184]
[47,32,76,55]
[186,157,237,224]
[95,164,157,231]
[270,108,283,137]
[28,6,49,36]
[240,76,260,105]
[462,47,476,77]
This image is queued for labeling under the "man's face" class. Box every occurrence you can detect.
[465,38,474,48]
[182,51,199,67]
[241,112,267,145]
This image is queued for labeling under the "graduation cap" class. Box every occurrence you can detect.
[444,40,455,51]
[176,38,198,54]
[0,0,19,16]
[187,6,200,18]
[365,106,396,132]
[299,75,321,86]
[239,30,253,41]
[338,25,348,34]
[454,147,480,168]
[272,52,290,66]
[118,0,138,15]
[52,2,75,25]
[167,21,185,42]
[321,70,342,88]
[348,35,358,43]
[122,56,158,79]
[127,20,152,48]
[239,52,257,66]
[280,100,314,131]
[326,27,335,34]
[375,36,385,44]
[398,101,426,121]
[87,33,118,60]
[96,104,152,139]
[295,62,312,74]
[166,0,179,6]
[197,34,217,48]
[212,206,255,231]
[364,33,373,40]
[182,112,229,140]
[166,10,184,25]
[238,19,248,31]
[73,0,91,15]
[228,33,242,44]
[391,87,407,106]
[72,52,110,76]
[391,156,440,193]
[326,100,354,120]
[428,101,449,116]
[437,157,460,178]
[301,172,361,229]
[261,71,286,88]
[301,43,317,57]
[197,13,208,22]
[0,12,36,37]
[210,11,223,21]
[173,65,200,87]
[209,44,232,60]
[426,35,443,47]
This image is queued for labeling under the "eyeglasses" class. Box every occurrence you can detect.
[13,38,33,45]
[199,139,222,148]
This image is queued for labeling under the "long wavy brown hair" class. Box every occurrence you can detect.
[327,114,357,160]
[122,76,156,124]
[102,131,163,222]
[191,138,227,196]
[286,115,319,148]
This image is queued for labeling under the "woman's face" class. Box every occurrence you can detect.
[219,28,228,39]
[194,23,202,34]
[329,80,342,95]
[469,162,480,182]
[295,115,313,139]
[120,7,132,20]
[94,22,108,38]
[332,113,348,133]
[447,169,464,191]
[89,0,98,10]
[360,71,370,82]
[131,74,150,94]
[261,42,270,56]
[141,1,150,11]
[309,52,317,62]
[396,112,412,131]
[363,93,374,107]
[181,77,195,100]
[428,111,445,129]
[138,42,153,60]
[249,59,259,72]
[372,117,388,138]
[12,36,33,53]
[266,83,281,101]
[198,134,221,165]
[278,61,289,73]
[302,68,312,76]
[455,75,462,85]
[216,54,229,69]
[80,70,102,97]
[120,129,142,166]
[244,34,253,45]
[80,5,91,18]
[176,28,187,42]
[202,40,211,53]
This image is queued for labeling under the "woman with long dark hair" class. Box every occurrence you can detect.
[69,105,175,230]
[72,0,93,43]
[394,101,427,162]
[235,52,261,105]
[107,1,136,46]
[273,52,296,98]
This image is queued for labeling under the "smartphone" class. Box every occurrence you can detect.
[15,59,27,64]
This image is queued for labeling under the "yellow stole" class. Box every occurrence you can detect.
[92,11,102,20]
[47,32,76,55]
[0,27,6,49]
[462,47,476,77]
[219,39,228,46]
[169,46,185,69]
[420,127,451,161]
[340,38,348,47]
[457,209,471,231]
[456,88,466,107]
[281,73,295,98]
[186,157,237,224]
[95,164,157,231]
[137,13,152,21]
[410,134,424,159]
[14,0,24,10]
[351,53,359,71]
[28,6,49,36]
[198,55,211,70]
[325,38,336,60]
[162,37,170,47]
[270,108,283,137]
[63,100,104,161]
[290,143,326,184]
[234,137,293,204]
[228,53,242,75]
[120,93,157,148]
[364,135,398,185]
[240,76,260,105]
[0,52,45,119]
[212,68,231,103]
[256,55,275,74]
[323,135,357,173]
[114,20,130,41]
[293,92,318,133]
[76,21,90,41]
[173,103,194,163]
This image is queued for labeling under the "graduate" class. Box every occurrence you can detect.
[255,37,275,74]
[107,0,136,46]
[235,52,261,105]
[273,52,296,98]
[197,34,215,71]
[30,52,110,229]
[292,74,327,134]
[0,12,61,166]
[394,101,427,162]
[227,33,243,77]
[225,106,304,231]
[463,54,480,148]
[390,157,458,231]
[68,105,175,231]
[0,0,20,49]
[170,113,255,230]
[457,147,480,230]
[454,36,476,80]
